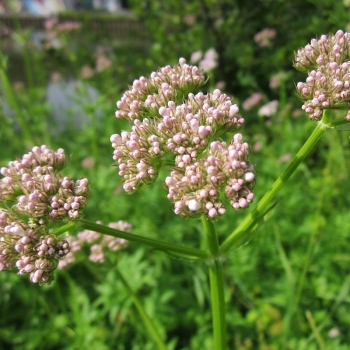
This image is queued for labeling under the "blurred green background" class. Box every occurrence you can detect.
[1,0,350,349]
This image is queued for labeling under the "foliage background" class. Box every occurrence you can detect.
[1,0,350,349]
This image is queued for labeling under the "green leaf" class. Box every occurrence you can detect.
[334,122,350,131]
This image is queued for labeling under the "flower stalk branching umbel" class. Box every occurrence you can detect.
[111,58,256,219]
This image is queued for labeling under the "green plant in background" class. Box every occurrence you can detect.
[129,0,350,99]
[2,29,350,349]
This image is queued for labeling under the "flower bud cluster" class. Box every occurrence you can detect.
[0,145,89,220]
[165,134,255,218]
[0,146,89,284]
[111,59,255,218]
[116,58,206,121]
[0,210,70,284]
[294,30,350,120]
[58,221,130,268]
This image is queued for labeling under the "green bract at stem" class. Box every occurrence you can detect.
[115,267,168,350]
[219,109,341,255]
[202,216,227,350]
[79,219,210,260]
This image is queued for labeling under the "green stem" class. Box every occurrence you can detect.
[305,310,326,350]
[79,219,209,260]
[219,111,333,255]
[202,216,227,350]
[12,13,34,89]
[0,54,36,145]
[52,221,78,236]
[115,267,168,350]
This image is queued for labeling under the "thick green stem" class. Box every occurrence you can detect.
[79,219,209,260]
[219,112,333,255]
[115,267,168,350]
[202,216,227,350]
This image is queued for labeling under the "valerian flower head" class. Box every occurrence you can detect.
[294,30,350,120]
[111,59,256,219]
[0,146,89,284]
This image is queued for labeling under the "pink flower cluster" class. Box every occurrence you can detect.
[166,135,255,218]
[115,58,206,121]
[58,221,130,268]
[190,48,219,72]
[254,28,276,48]
[295,30,350,120]
[0,146,89,284]
[111,59,255,219]
[258,100,279,117]
[242,93,263,111]
[0,146,88,221]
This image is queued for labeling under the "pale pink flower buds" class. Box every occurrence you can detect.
[165,135,255,218]
[0,146,89,221]
[0,146,90,284]
[294,30,350,120]
[112,59,256,219]
[115,58,206,121]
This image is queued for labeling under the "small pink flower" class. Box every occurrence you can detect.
[258,100,278,117]
[81,65,95,79]
[96,54,112,72]
[279,154,292,162]
[254,28,276,47]
[242,93,263,110]
[269,71,289,89]
[81,157,95,168]
[215,81,226,90]
[292,109,302,118]
[190,51,203,63]
[199,48,218,72]
[50,72,62,82]
[253,142,263,152]
[328,327,340,338]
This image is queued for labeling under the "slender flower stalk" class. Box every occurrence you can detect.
[80,219,209,260]
[115,267,168,350]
